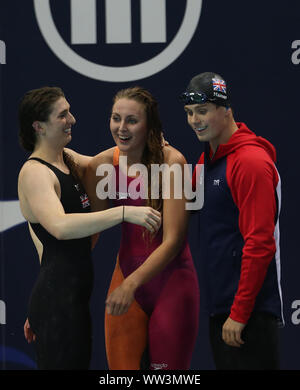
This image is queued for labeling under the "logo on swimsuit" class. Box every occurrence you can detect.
[151,362,168,370]
[33,0,202,82]
[80,193,90,208]
[116,191,130,200]
[0,40,6,64]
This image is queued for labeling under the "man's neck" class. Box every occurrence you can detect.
[210,120,238,153]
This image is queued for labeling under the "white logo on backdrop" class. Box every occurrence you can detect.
[0,300,6,325]
[0,40,6,64]
[0,201,25,232]
[33,0,202,82]
[291,40,300,65]
[291,300,300,324]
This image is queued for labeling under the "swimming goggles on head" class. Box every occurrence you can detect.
[179,91,213,105]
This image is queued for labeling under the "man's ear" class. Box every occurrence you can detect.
[225,106,231,115]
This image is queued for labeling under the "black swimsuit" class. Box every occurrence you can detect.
[27,157,93,370]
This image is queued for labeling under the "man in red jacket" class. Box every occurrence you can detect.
[181,72,284,369]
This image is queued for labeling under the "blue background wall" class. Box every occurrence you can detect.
[1,0,300,370]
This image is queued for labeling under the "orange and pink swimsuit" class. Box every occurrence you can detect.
[105,148,200,370]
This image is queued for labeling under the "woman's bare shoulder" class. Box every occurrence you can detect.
[163,145,187,165]
[89,147,115,167]
[18,158,52,183]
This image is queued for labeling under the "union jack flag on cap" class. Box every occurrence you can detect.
[212,78,227,94]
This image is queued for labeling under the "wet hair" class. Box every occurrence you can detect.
[18,86,65,152]
[18,86,79,180]
[112,86,164,215]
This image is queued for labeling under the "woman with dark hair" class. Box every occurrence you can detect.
[85,87,200,370]
[18,86,161,370]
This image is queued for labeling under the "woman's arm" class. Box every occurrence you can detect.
[82,149,113,212]
[81,150,113,248]
[106,148,190,315]
[18,161,161,240]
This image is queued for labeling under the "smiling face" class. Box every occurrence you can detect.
[184,102,231,151]
[37,97,76,148]
[110,98,148,161]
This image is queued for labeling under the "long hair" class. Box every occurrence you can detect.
[113,87,164,214]
[18,86,65,152]
[18,86,79,181]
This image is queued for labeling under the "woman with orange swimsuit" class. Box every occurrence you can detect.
[85,87,200,370]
